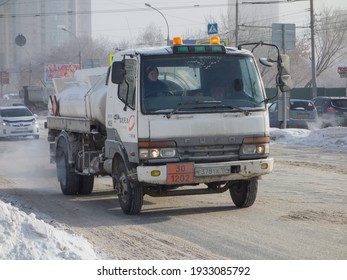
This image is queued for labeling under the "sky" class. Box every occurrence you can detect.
[1,125,347,260]
[91,0,347,43]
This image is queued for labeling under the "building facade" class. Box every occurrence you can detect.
[0,0,91,90]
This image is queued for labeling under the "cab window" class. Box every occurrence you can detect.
[118,59,136,108]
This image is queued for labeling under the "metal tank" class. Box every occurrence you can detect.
[50,67,108,125]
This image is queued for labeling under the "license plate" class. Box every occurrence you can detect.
[167,163,194,185]
[15,127,29,131]
[195,166,231,177]
[296,113,309,119]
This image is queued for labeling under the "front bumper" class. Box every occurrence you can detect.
[0,124,40,138]
[137,157,274,185]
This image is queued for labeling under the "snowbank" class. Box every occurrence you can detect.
[0,200,98,260]
[270,127,347,150]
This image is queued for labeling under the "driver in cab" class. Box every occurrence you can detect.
[208,79,226,100]
[144,65,169,97]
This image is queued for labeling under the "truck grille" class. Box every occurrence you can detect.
[177,144,240,163]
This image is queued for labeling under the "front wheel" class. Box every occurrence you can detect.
[228,178,258,207]
[115,161,143,215]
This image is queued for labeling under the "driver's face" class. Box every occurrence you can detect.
[148,70,159,81]
[211,86,225,100]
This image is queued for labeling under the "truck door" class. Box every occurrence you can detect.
[108,59,138,163]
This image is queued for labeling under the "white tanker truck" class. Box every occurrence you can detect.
[47,38,291,214]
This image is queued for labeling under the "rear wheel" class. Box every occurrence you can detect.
[78,175,94,195]
[115,161,143,215]
[55,139,79,195]
[228,178,258,207]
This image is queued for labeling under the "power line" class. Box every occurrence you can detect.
[0,3,234,18]
[0,0,11,6]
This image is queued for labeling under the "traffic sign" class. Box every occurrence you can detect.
[207,23,218,35]
[15,34,27,47]
[338,66,347,78]
[272,23,295,50]
[0,71,9,84]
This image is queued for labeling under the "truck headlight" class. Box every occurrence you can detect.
[241,144,268,155]
[240,136,270,156]
[139,141,177,159]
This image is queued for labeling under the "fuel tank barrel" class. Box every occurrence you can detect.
[50,67,108,125]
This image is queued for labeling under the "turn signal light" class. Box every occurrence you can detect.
[151,170,161,177]
[173,37,183,45]
[210,36,221,45]
[261,163,269,170]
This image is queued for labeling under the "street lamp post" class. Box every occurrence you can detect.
[58,26,82,69]
[15,34,32,86]
[145,3,170,46]
[309,0,317,98]
[235,0,239,46]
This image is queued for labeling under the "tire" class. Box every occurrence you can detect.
[78,174,94,195]
[116,161,143,215]
[228,178,258,208]
[33,135,39,140]
[55,139,79,195]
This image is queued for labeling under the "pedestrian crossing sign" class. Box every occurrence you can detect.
[207,23,218,35]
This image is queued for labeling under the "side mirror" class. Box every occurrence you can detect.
[259,58,274,67]
[280,54,290,76]
[279,75,293,92]
[279,54,293,92]
[111,61,126,84]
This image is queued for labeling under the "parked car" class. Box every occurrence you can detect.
[268,99,317,129]
[312,97,347,127]
[0,105,40,139]
[3,93,21,100]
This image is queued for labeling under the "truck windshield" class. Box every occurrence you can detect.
[141,54,266,114]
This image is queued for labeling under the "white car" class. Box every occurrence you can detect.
[0,105,40,139]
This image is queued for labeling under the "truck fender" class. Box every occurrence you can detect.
[105,139,135,174]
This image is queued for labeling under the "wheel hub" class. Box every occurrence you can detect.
[119,173,129,201]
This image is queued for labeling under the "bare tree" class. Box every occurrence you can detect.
[285,39,311,87]
[304,7,347,87]
[136,24,165,47]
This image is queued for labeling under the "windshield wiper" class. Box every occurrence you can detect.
[166,101,201,119]
[198,102,250,116]
[166,100,249,119]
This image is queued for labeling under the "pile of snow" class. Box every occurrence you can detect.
[270,127,347,150]
[0,200,99,260]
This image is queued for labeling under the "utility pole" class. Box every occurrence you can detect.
[58,26,82,69]
[310,0,317,98]
[235,0,239,46]
[145,3,170,46]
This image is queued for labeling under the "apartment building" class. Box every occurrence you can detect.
[0,0,91,87]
